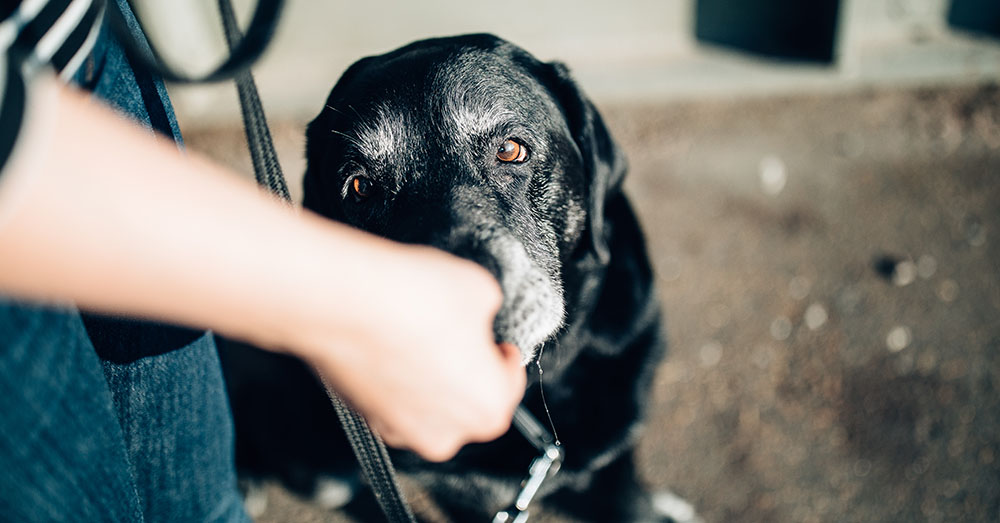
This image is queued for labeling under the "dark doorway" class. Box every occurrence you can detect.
[948,0,1000,39]
[695,0,842,63]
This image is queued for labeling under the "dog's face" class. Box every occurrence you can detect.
[304,34,624,362]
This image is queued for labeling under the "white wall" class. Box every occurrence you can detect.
[141,0,1000,122]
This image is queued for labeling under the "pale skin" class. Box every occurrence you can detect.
[0,78,526,462]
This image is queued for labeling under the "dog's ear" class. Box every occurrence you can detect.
[542,62,628,264]
[302,109,334,217]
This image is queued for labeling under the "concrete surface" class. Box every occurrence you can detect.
[181,81,1000,521]
[614,84,999,523]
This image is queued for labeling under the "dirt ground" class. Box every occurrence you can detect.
[181,83,1000,522]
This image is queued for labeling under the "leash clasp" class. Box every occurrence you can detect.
[492,407,564,523]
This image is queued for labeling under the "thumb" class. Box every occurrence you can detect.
[498,342,525,368]
[498,342,527,391]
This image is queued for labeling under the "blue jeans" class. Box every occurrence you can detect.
[0,2,248,522]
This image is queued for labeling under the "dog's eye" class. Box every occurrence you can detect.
[350,175,373,200]
[497,139,528,163]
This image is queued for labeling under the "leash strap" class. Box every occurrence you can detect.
[216,0,289,200]
[110,0,284,84]
[214,1,415,521]
[325,385,417,523]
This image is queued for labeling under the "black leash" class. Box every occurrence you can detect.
[109,0,284,84]
[213,2,416,522]
[216,0,289,201]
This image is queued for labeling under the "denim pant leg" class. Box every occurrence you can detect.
[69,3,247,522]
[0,301,144,522]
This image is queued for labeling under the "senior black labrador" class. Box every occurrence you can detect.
[222,34,673,522]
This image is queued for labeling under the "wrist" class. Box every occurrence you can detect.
[245,212,399,361]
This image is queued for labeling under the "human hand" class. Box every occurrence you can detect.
[286,239,527,462]
[0,82,523,461]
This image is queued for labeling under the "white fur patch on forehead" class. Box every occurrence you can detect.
[442,92,518,139]
[432,52,533,139]
[353,103,411,161]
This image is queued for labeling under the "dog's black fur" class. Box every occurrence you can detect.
[221,34,667,521]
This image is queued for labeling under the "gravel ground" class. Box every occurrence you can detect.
[181,83,1000,522]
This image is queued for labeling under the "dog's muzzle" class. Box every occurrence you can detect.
[481,234,564,364]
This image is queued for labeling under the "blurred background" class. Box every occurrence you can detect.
[145,1,1000,521]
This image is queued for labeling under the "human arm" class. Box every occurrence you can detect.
[0,78,525,461]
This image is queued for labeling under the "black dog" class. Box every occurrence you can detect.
[222,34,670,521]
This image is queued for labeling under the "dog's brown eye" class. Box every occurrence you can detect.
[351,176,373,199]
[497,139,527,163]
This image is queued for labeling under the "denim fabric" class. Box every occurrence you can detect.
[0,1,248,521]
[98,333,246,523]
[0,300,144,522]
[75,0,182,144]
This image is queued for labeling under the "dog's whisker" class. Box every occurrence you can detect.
[325,104,351,118]
[329,129,362,147]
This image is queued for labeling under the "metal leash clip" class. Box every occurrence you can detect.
[492,406,564,523]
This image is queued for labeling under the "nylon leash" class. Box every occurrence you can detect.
[214,1,415,521]
[217,0,289,201]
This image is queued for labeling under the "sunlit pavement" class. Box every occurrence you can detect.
[182,82,999,522]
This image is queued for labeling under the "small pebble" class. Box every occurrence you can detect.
[752,344,774,369]
[789,276,811,300]
[887,326,912,352]
[940,480,961,498]
[315,477,355,510]
[652,491,697,522]
[873,255,900,280]
[917,351,938,374]
[805,303,828,330]
[770,316,793,341]
[937,279,959,302]
[964,215,986,247]
[699,341,723,367]
[916,255,937,279]
[893,260,917,286]
[894,353,915,375]
[759,155,787,195]
[837,286,862,314]
[853,459,873,477]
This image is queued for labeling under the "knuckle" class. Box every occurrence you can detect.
[377,428,402,448]
[471,265,503,307]
[478,408,512,440]
[423,439,460,462]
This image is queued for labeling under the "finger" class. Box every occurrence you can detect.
[498,342,527,399]
[369,418,397,446]
[420,438,462,463]
[497,341,523,367]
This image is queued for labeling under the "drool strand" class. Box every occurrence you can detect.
[536,346,561,447]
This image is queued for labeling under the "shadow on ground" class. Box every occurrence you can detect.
[182,83,1000,522]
